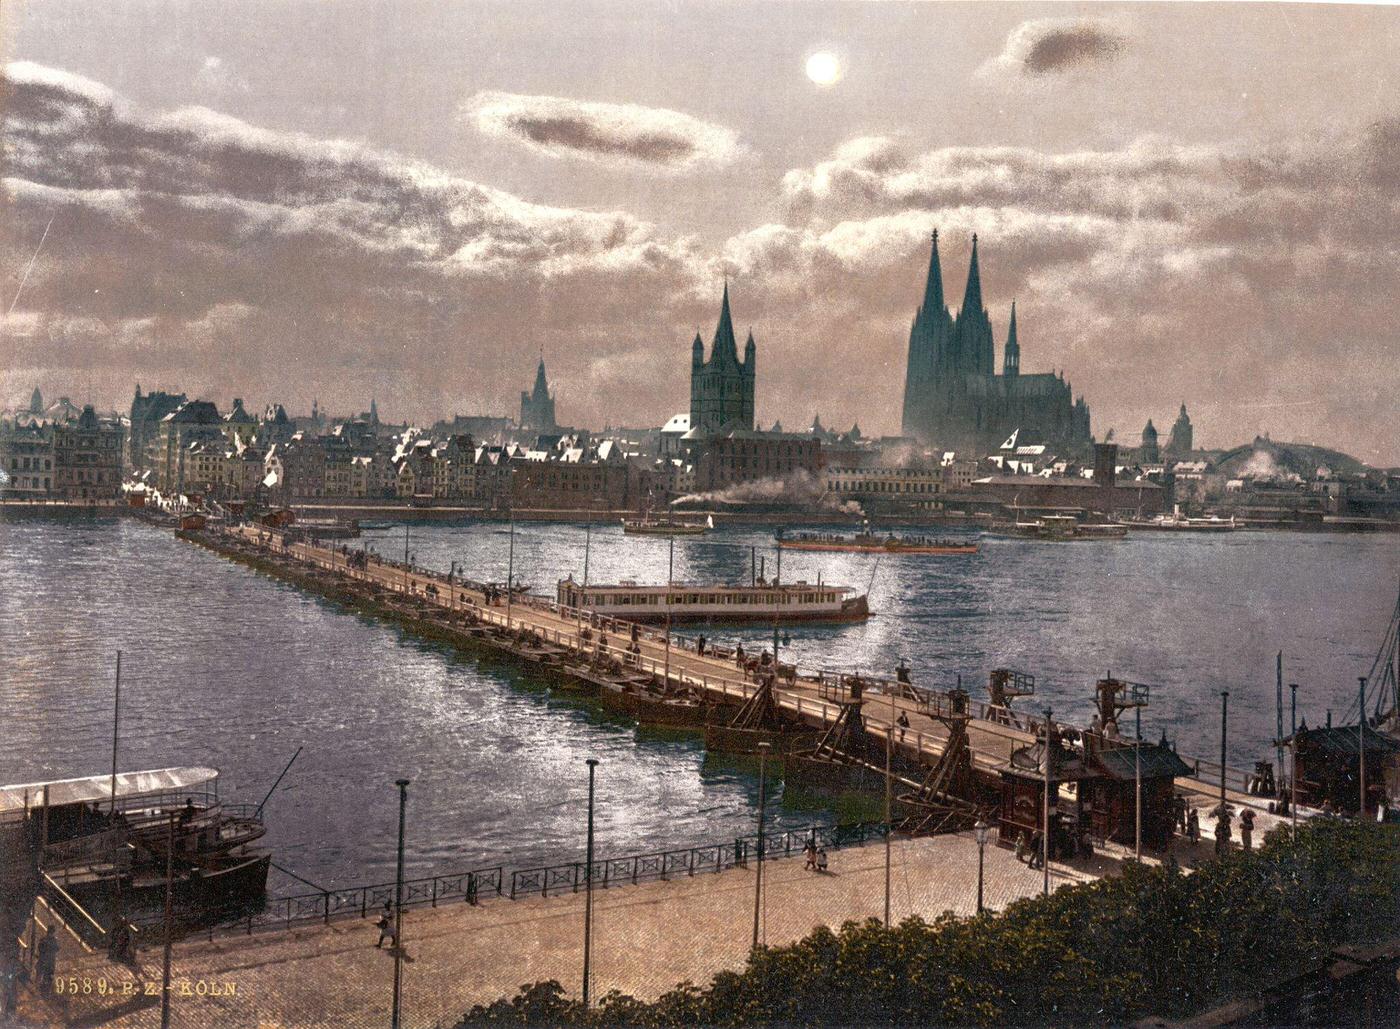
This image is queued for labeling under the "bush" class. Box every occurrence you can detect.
[450,819,1400,1027]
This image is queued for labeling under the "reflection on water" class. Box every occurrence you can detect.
[2,514,1396,890]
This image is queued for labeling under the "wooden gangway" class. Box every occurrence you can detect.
[216,524,1267,811]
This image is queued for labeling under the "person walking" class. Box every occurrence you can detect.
[1187,807,1200,845]
[375,901,397,949]
[896,711,910,743]
[1027,830,1044,869]
[803,840,817,871]
[36,926,59,994]
[1239,808,1255,852]
[1214,806,1232,855]
[816,848,829,873]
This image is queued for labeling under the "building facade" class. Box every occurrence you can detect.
[1,423,53,497]
[900,232,1091,455]
[691,430,820,492]
[53,405,125,499]
[689,284,756,434]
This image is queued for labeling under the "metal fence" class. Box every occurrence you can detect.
[152,821,883,944]
[507,821,886,900]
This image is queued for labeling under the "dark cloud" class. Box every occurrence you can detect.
[465,91,744,171]
[1023,23,1126,74]
[982,18,1129,81]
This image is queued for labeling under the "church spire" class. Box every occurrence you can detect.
[532,354,550,400]
[1003,300,1020,378]
[920,229,945,316]
[712,281,739,366]
[961,233,983,315]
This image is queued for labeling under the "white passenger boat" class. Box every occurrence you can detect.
[557,577,870,624]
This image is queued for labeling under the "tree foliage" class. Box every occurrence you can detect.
[451,819,1400,1027]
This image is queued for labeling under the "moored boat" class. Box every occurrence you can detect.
[557,577,871,624]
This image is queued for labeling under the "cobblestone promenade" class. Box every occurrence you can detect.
[26,829,1191,1029]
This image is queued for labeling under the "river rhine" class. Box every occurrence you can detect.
[2,514,1396,892]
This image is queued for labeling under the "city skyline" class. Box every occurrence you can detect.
[3,2,1400,464]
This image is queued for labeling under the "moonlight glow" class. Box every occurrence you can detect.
[806,51,842,86]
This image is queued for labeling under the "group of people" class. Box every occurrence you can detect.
[802,840,830,873]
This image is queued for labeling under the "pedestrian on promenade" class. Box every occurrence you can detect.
[375,903,398,950]
[1214,806,1232,855]
[896,712,910,743]
[1187,808,1200,844]
[36,926,58,994]
[1013,831,1028,863]
[816,848,829,873]
[803,840,817,871]
[696,633,706,656]
[1027,831,1044,869]
[735,643,745,666]
[1239,809,1255,852]
[630,623,640,644]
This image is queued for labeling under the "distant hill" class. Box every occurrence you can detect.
[1212,436,1371,480]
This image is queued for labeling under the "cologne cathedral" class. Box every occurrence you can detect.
[900,231,1091,454]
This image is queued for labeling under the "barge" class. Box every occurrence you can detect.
[779,529,978,555]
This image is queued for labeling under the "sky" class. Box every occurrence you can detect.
[2,0,1398,464]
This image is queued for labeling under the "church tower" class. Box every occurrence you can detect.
[1003,301,1020,379]
[900,231,953,440]
[520,356,558,431]
[1165,403,1193,456]
[689,283,756,434]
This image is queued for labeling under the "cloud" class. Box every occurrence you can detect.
[980,18,1129,82]
[759,126,1400,464]
[465,91,745,171]
[1,62,720,426]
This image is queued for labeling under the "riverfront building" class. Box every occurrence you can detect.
[52,405,125,500]
[900,232,1092,455]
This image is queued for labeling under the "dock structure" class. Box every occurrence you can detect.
[189,524,1268,825]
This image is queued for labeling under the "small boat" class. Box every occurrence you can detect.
[991,515,1127,541]
[780,523,977,554]
[558,577,870,624]
[622,514,712,536]
[360,520,396,531]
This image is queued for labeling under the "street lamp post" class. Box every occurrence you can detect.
[752,742,771,950]
[1219,691,1229,853]
[884,683,893,929]
[1290,683,1299,834]
[1042,707,1052,897]
[582,759,599,1008]
[392,778,410,1029]
[1359,677,1367,815]
[1135,704,1142,861]
[974,818,990,915]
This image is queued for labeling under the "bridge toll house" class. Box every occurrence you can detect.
[1078,676,1194,851]
[1284,722,1400,816]
[996,720,1093,859]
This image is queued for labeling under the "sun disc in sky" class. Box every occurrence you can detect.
[806,51,842,86]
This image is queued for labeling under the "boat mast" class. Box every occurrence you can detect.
[110,650,121,819]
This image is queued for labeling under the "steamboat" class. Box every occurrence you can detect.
[780,526,978,555]
[991,515,1128,541]
[621,514,712,536]
[1,766,271,926]
[557,577,870,624]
